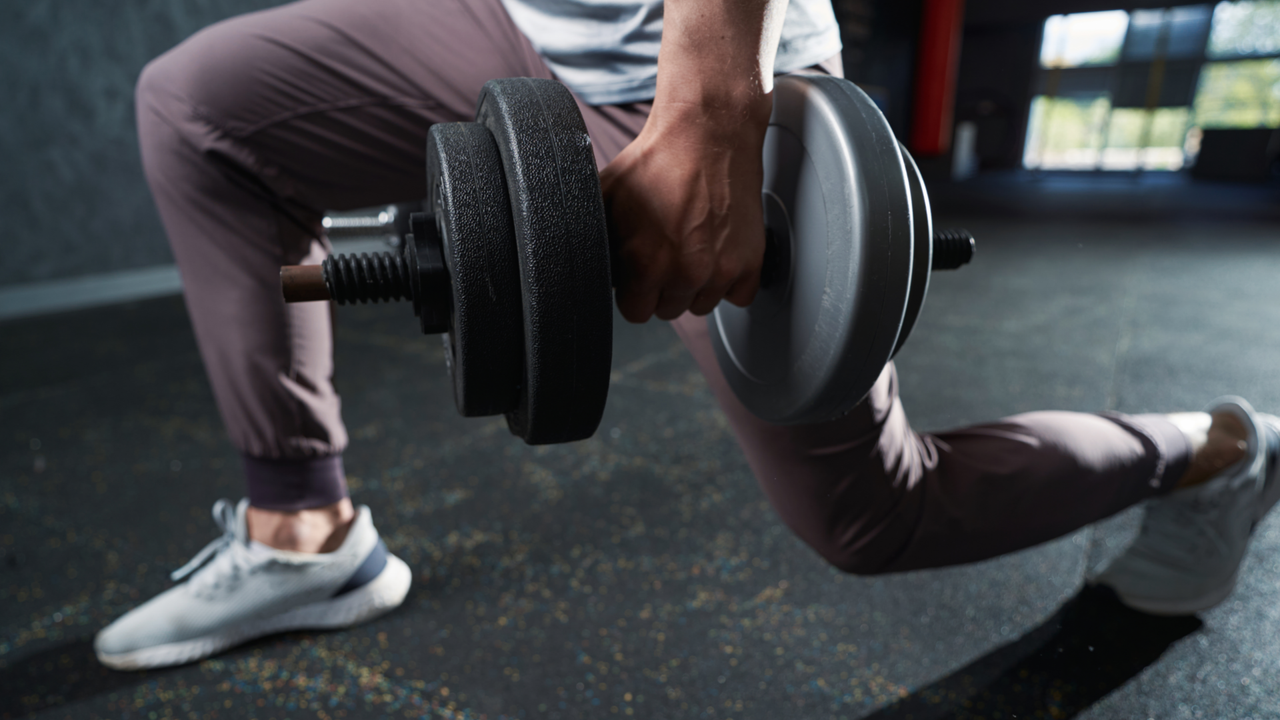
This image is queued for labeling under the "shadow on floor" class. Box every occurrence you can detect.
[0,637,144,718]
[866,585,1203,720]
[0,629,326,719]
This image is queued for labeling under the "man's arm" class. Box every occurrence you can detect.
[600,0,789,322]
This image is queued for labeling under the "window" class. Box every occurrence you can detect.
[1207,0,1280,58]
[1192,2,1280,129]
[1101,106,1192,169]
[1023,95,1111,169]
[1192,58,1280,127]
[1023,2,1279,171]
[1040,11,1130,68]
[1124,6,1212,61]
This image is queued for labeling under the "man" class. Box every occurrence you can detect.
[96,0,1279,670]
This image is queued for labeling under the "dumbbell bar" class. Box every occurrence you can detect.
[281,76,973,443]
[280,228,974,318]
[275,226,967,311]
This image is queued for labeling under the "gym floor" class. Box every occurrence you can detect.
[3,207,1279,719]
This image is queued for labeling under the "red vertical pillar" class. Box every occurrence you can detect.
[910,0,966,156]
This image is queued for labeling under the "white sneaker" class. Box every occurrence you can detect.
[1092,397,1280,615]
[94,498,411,670]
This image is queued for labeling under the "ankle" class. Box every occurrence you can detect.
[1174,411,1249,490]
[246,498,356,553]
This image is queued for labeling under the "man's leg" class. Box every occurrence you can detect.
[670,314,1207,574]
[674,312,1278,615]
[134,0,558,529]
[101,0,581,669]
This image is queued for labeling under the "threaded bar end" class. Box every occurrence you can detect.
[322,252,414,305]
[932,229,975,270]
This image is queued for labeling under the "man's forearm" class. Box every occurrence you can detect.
[654,0,789,128]
[601,0,787,323]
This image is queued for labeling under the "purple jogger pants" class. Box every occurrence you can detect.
[135,0,1192,574]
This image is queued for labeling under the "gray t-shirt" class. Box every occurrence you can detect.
[499,0,842,105]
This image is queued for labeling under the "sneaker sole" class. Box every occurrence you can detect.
[96,553,412,671]
[1107,567,1241,616]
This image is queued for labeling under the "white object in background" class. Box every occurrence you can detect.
[952,121,979,181]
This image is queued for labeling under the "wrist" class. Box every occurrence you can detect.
[651,74,773,130]
[644,94,771,152]
[651,0,782,133]
[647,56,773,150]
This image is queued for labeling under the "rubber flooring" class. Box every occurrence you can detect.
[2,217,1279,719]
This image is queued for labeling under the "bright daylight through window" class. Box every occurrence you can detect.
[1023,0,1280,171]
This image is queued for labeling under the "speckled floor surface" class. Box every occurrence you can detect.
[2,218,1279,720]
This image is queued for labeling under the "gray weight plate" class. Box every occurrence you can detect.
[427,122,524,417]
[892,143,933,358]
[709,74,915,424]
[476,78,613,445]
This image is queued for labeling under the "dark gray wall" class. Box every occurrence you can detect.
[0,0,286,287]
[836,0,925,138]
[954,22,1043,169]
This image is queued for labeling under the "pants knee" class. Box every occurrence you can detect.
[134,43,199,148]
[134,56,169,126]
[809,539,899,577]
[133,18,255,141]
[783,509,918,577]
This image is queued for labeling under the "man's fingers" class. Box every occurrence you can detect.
[686,265,741,315]
[654,288,699,321]
[686,290,724,317]
[723,272,761,309]
[616,283,663,323]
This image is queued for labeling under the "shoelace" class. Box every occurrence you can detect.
[170,499,242,582]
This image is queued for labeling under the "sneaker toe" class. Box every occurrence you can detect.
[94,594,203,658]
[94,608,149,658]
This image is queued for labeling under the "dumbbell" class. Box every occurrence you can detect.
[281,75,973,444]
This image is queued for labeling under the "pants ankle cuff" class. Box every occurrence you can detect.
[242,454,349,511]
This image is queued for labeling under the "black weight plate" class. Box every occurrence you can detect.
[892,142,933,358]
[709,74,914,424]
[427,122,524,417]
[476,78,613,444]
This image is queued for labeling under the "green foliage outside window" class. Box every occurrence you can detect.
[1208,0,1280,58]
[1105,107,1192,148]
[1025,97,1192,170]
[1192,59,1280,127]
[1024,96,1111,168]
